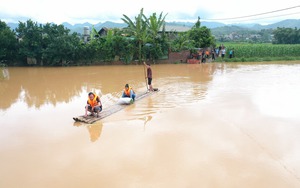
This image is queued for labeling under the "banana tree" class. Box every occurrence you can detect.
[147,12,167,42]
[90,25,99,40]
[146,11,168,60]
[122,8,148,63]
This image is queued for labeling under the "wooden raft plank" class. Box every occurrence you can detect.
[73,90,158,123]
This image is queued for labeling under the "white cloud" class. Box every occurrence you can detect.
[0,0,299,24]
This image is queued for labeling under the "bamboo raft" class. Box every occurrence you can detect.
[73,89,159,124]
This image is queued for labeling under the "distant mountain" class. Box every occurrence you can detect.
[59,21,126,34]
[229,23,261,28]
[5,19,300,34]
[159,19,300,31]
[229,19,300,30]
[249,24,264,30]
[211,25,252,36]
[209,19,300,36]
[201,21,226,28]
[61,22,74,29]
[257,19,300,30]
[100,21,127,28]
[166,21,225,29]
[6,22,19,30]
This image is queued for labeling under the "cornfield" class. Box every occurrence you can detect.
[224,44,300,58]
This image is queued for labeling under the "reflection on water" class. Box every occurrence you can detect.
[1,67,9,80]
[0,64,218,143]
[73,121,103,142]
[1,62,300,188]
[0,64,217,111]
[143,115,152,125]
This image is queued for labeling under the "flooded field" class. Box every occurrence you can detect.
[1,62,300,188]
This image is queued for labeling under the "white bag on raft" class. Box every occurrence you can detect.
[117,97,133,105]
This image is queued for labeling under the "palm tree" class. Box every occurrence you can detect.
[122,8,148,63]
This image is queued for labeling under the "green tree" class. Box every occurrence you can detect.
[16,20,82,66]
[112,35,134,64]
[42,23,80,66]
[90,25,99,39]
[258,29,273,43]
[43,33,81,66]
[188,17,215,48]
[0,20,18,65]
[145,11,168,61]
[194,16,201,28]
[171,32,194,51]
[80,39,99,65]
[122,8,148,63]
[273,27,300,44]
[16,19,43,65]
[159,24,171,56]
[101,30,115,62]
[147,12,167,42]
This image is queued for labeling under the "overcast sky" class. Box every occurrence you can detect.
[0,0,299,25]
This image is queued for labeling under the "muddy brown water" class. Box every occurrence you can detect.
[1,62,300,188]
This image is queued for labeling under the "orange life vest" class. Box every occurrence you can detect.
[87,93,99,107]
[124,87,133,97]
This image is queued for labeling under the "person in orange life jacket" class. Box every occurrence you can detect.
[143,61,153,91]
[122,84,136,100]
[85,92,102,117]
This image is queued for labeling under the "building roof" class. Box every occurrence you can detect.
[161,25,191,32]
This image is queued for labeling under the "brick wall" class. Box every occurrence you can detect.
[100,50,192,64]
[167,50,190,63]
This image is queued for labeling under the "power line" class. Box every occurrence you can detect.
[225,11,300,22]
[203,5,300,21]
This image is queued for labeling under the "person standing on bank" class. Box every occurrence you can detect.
[85,92,102,117]
[221,47,226,60]
[143,61,153,92]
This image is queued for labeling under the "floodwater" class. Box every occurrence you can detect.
[1,62,300,188]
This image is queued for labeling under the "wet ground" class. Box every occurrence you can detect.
[1,62,300,187]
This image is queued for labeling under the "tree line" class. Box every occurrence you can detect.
[272,27,300,44]
[0,9,215,66]
[0,8,299,67]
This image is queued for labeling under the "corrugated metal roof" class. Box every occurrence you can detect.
[161,25,191,32]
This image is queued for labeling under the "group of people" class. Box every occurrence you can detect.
[189,44,235,63]
[214,44,235,60]
[84,62,153,117]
